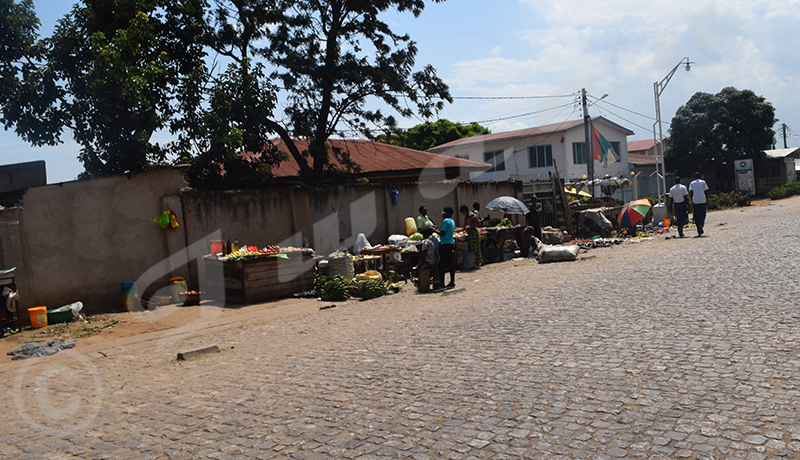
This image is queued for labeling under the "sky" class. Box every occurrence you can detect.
[4,0,800,183]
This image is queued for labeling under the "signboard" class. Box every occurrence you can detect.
[735,159,755,195]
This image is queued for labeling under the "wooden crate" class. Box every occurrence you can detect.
[204,251,315,304]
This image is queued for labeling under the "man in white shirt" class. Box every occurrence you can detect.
[668,177,689,238]
[688,172,709,236]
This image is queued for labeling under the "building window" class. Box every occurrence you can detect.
[528,145,553,168]
[454,154,469,160]
[484,150,505,172]
[573,142,587,165]
[610,142,621,159]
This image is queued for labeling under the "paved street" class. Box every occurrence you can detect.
[3,196,800,459]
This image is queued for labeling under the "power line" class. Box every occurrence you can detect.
[452,94,577,100]
[469,101,575,125]
[593,104,653,133]
[594,99,656,122]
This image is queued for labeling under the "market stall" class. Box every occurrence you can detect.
[204,245,315,304]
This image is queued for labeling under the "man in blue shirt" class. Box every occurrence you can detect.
[438,207,456,289]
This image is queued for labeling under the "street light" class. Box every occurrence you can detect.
[653,57,691,204]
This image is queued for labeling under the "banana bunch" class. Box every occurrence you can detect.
[226,248,262,260]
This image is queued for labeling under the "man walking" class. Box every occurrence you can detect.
[688,172,709,236]
[668,177,689,238]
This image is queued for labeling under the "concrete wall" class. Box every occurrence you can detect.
[3,169,518,315]
[181,180,520,259]
[3,168,188,314]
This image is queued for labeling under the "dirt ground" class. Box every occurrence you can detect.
[0,297,312,358]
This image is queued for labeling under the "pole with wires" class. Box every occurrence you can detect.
[582,88,594,198]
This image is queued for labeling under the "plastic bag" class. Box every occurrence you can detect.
[538,244,580,263]
[49,301,83,318]
[387,234,409,247]
[353,233,372,255]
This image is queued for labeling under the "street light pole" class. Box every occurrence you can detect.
[653,57,691,204]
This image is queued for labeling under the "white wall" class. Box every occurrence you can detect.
[438,120,630,183]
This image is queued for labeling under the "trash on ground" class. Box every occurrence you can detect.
[7,338,77,360]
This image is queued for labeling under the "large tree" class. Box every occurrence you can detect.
[3,0,451,186]
[1,0,208,177]
[174,0,287,189]
[375,119,490,151]
[262,0,452,184]
[666,87,776,185]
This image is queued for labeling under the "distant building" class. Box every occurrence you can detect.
[0,161,46,193]
[761,147,800,191]
[427,117,634,184]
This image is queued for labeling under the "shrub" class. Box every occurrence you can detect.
[767,182,800,200]
[707,191,751,210]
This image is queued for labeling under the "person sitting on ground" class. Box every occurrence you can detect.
[416,205,435,230]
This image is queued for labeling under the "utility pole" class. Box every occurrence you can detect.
[783,123,788,148]
[581,88,593,198]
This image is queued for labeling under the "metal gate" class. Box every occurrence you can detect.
[516,177,557,228]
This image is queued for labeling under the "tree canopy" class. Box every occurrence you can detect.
[666,87,776,183]
[262,0,452,183]
[1,0,208,178]
[1,0,451,187]
[375,119,490,151]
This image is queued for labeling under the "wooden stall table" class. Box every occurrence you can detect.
[360,246,392,268]
[355,255,381,273]
[204,250,315,304]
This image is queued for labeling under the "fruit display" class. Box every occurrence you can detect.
[224,245,310,260]
[359,279,387,299]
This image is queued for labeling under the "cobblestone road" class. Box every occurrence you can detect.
[3,197,800,459]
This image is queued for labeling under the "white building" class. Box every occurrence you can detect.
[428,117,634,183]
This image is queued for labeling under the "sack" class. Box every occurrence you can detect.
[538,244,579,263]
[327,251,355,280]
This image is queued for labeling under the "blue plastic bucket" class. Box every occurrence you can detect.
[121,282,137,311]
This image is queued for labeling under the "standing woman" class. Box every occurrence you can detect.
[438,207,457,289]
[460,205,483,267]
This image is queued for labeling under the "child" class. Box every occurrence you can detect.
[438,207,456,289]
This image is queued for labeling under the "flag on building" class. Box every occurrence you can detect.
[591,124,620,168]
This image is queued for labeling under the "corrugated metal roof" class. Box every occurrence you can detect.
[266,138,491,178]
[764,147,800,159]
[427,116,635,153]
[628,153,658,166]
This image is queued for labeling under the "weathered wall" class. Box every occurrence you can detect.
[3,170,518,316]
[8,168,188,313]
[180,181,520,260]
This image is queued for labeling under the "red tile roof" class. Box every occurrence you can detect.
[627,138,668,154]
[266,138,491,180]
